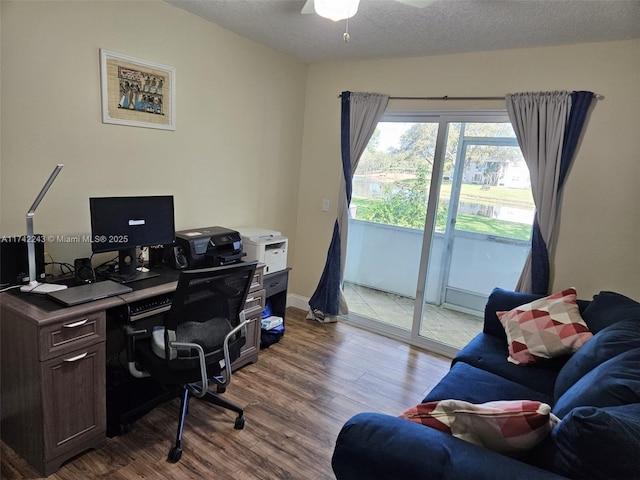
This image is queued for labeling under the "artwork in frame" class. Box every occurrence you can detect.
[100,49,175,130]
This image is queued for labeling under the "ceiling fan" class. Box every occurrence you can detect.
[301,0,435,42]
[301,0,435,21]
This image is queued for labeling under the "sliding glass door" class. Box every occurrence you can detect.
[344,112,534,355]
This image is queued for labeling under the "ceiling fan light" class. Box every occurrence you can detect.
[314,0,360,21]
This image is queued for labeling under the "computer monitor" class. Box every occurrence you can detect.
[89,195,175,283]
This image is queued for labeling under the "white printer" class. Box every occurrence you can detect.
[234,227,288,274]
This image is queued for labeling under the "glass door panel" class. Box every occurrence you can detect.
[344,114,533,355]
[345,121,439,333]
[418,122,533,349]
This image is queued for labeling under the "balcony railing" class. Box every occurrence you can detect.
[344,219,530,314]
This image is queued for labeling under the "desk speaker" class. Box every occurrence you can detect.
[74,258,96,284]
[163,246,188,270]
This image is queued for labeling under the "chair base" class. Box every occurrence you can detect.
[168,384,245,463]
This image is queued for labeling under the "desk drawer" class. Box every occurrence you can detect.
[264,269,289,297]
[244,289,266,318]
[39,312,106,361]
[250,267,264,293]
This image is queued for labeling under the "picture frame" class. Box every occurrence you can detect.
[100,49,175,130]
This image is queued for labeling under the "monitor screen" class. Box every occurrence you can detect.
[89,196,175,281]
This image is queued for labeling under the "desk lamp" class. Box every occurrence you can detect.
[20,164,68,294]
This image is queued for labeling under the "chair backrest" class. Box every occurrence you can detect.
[164,261,257,361]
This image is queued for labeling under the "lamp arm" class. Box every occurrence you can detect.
[23,164,64,286]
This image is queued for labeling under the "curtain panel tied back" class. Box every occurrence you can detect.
[506,91,594,295]
[307,91,389,323]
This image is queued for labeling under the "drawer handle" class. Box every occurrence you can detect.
[63,352,88,362]
[64,319,89,328]
[246,297,255,302]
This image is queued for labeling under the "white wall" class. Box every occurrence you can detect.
[0,0,307,268]
[294,40,640,301]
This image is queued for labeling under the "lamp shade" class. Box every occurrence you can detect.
[314,0,360,21]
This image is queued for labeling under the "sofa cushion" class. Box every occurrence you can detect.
[497,288,592,365]
[529,404,640,479]
[483,288,545,340]
[554,318,640,399]
[454,333,563,395]
[553,348,640,417]
[423,362,554,406]
[333,412,567,480]
[400,399,559,455]
[581,290,640,333]
[483,287,590,342]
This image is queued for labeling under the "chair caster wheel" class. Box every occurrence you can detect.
[168,446,182,463]
[217,385,226,394]
[119,423,132,435]
[234,415,245,429]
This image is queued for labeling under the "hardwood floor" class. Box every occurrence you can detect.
[1,308,451,480]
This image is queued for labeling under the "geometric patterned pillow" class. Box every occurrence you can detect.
[400,399,559,455]
[497,288,593,365]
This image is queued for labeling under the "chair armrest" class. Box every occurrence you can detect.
[332,413,566,480]
[170,310,250,397]
[124,325,151,379]
[220,310,249,387]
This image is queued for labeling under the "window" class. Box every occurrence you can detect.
[352,120,534,241]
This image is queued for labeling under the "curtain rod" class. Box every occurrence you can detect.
[337,93,603,100]
[336,94,502,100]
[390,96,504,101]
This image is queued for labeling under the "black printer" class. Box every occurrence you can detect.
[173,226,245,268]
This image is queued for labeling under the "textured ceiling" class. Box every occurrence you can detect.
[163,0,640,63]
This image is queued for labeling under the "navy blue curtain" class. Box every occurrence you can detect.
[308,92,351,315]
[530,91,593,294]
[559,91,594,189]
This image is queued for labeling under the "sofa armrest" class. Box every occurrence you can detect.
[332,413,566,480]
[483,288,543,340]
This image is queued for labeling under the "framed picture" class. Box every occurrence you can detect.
[100,49,175,130]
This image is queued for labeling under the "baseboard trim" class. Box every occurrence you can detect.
[287,293,310,312]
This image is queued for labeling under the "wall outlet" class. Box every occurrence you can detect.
[322,198,330,211]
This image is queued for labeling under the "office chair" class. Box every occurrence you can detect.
[126,261,257,462]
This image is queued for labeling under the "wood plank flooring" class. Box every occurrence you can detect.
[1,308,451,480]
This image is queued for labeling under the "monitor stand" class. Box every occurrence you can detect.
[106,248,160,284]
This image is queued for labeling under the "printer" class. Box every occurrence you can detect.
[173,226,245,268]
[234,227,288,274]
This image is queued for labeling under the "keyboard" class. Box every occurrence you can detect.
[129,292,173,321]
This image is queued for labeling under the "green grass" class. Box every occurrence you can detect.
[352,196,532,241]
[453,214,532,240]
[440,182,534,209]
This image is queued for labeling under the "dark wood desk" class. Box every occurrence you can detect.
[0,264,265,476]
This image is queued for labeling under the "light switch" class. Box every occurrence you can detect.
[322,198,330,211]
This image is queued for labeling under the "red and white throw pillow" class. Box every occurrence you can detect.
[497,288,592,365]
[400,399,559,454]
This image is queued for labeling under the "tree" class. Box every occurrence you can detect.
[357,164,449,230]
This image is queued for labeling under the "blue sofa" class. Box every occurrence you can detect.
[332,288,640,480]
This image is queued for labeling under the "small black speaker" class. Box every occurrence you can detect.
[163,246,188,270]
[74,258,96,285]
